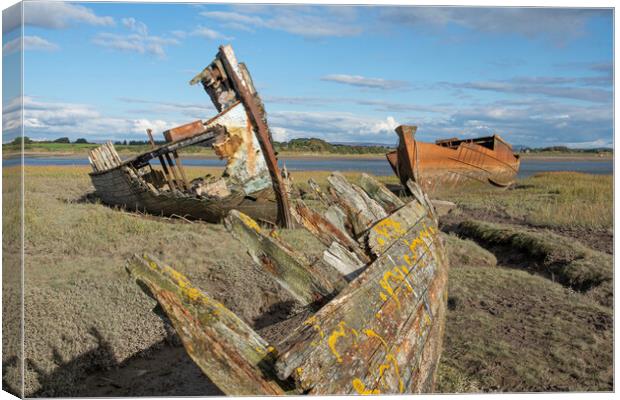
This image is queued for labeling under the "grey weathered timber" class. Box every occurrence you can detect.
[358,173,405,213]
[273,194,448,394]
[128,174,449,395]
[291,200,369,263]
[327,172,387,237]
[224,210,346,305]
[407,179,436,221]
[90,166,277,223]
[126,254,286,395]
[323,242,366,281]
[324,205,350,237]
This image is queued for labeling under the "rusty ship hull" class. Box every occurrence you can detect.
[387,125,520,194]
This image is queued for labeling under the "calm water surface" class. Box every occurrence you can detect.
[4,156,613,178]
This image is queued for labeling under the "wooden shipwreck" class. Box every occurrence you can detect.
[387,125,521,194]
[126,172,449,395]
[88,45,292,225]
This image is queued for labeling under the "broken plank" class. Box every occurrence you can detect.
[323,241,366,282]
[358,173,404,213]
[327,172,387,237]
[273,207,448,395]
[126,253,286,395]
[291,200,369,264]
[224,210,345,306]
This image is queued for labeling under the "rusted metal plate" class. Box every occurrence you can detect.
[163,120,206,142]
[387,125,521,194]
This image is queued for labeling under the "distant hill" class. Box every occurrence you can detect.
[274,138,394,154]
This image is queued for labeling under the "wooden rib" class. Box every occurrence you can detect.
[126,254,286,395]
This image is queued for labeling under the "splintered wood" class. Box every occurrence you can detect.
[128,172,448,395]
[126,254,285,395]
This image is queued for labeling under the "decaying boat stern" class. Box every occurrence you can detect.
[387,124,521,194]
[126,172,449,395]
[87,45,290,223]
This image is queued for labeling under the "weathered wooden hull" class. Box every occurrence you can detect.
[126,173,449,395]
[387,126,520,194]
[90,166,277,223]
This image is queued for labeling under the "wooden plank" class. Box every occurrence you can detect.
[358,173,404,213]
[163,120,206,142]
[273,199,448,394]
[327,172,387,237]
[224,210,346,306]
[291,200,369,264]
[406,180,436,221]
[324,205,350,237]
[126,254,286,395]
[322,242,366,281]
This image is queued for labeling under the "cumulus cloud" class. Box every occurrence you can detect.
[93,18,179,58]
[201,6,362,38]
[3,2,114,34]
[4,96,179,142]
[2,35,59,56]
[379,7,609,45]
[321,74,410,90]
[267,111,400,143]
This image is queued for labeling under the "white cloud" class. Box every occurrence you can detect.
[3,2,114,33]
[267,111,400,143]
[380,7,609,45]
[92,18,179,58]
[3,35,60,56]
[7,96,179,142]
[122,17,148,36]
[190,26,232,40]
[321,74,410,90]
[446,76,612,103]
[201,6,362,38]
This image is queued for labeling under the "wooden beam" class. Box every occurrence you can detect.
[358,173,404,213]
[327,172,387,237]
[126,254,287,395]
[224,210,346,306]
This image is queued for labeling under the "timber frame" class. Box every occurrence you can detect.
[127,172,449,395]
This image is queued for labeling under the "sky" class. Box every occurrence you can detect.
[1,1,614,147]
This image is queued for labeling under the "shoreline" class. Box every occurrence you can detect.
[5,151,614,162]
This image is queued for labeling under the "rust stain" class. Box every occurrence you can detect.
[387,124,521,194]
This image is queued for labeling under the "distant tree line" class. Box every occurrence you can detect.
[274,138,394,154]
[520,146,612,153]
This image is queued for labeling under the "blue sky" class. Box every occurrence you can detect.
[2,2,614,147]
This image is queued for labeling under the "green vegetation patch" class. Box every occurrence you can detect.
[457,220,612,307]
[436,172,612,230]
[441,232,497,268]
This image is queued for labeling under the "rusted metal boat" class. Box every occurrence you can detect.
[387,125,521,194]
[88,45,293,225]
[127,172,449,395]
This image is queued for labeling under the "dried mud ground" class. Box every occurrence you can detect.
[3,166,613,396]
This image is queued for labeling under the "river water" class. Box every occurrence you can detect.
[4,156,613,178]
